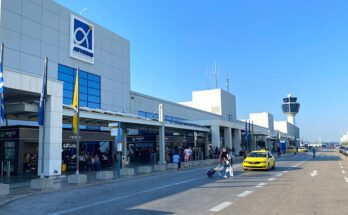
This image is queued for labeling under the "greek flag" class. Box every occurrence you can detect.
[38,58,48,126]
[0,43,5,124]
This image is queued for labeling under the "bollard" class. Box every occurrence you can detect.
[7,161,10,177]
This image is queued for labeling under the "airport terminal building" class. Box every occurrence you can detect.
[0,0,300,176]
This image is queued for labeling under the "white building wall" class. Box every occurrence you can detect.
[274,121,300,140]
[0,0,130,113]
[130,91,220,121]
[249,112,274,132]
[179,89,237,120]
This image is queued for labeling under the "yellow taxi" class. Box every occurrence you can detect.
[243,149,275,171]
[287,146,296,153]
[298,146,308,152]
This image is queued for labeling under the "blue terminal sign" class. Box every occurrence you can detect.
[70,15,94,64]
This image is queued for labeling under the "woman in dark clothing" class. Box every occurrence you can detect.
[220,148,231,178]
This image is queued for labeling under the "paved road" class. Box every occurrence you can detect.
[1,151,347,215]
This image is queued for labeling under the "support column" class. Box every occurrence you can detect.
[38,94,62,177]
[204,135,210,159]
[122,127,128,166]
[224,127,232,149]
[158,104,166,164]
[211,124,220,148]
[232,129,242,155]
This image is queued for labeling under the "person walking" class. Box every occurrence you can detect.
[312,147,316,158]
[227,149,234,177]
[220,148,231,178]
[172,151,181,169]
[184,147,190,162]
[277,147,281,157]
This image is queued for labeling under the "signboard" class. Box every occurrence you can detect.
[111,128,118,137]
[280,140,286,152]
[117,142,122,152]
[70,15,94,64]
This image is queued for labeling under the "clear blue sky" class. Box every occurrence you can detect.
[55,0,348,142]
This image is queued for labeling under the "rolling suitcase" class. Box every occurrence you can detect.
[207,168,216,177]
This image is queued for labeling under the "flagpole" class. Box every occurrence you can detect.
[76,67,80,175]
[0,43,5,127]
[40,57,48,178]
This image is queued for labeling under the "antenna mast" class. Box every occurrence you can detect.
[226,72,230,92]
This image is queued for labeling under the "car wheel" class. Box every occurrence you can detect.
[272,162,276,169]
[267,163,270,171]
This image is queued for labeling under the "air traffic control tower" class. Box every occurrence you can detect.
[282,94,300,125]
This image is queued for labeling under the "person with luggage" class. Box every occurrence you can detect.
[227,148,234,177]
[220,148,231,178]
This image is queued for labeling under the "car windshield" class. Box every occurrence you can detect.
[248,152,267,158]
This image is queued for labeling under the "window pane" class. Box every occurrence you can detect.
[58,73,73,83]
[80,93,87,101]
[64,82,74,91]
[88,95,100,103]
[63,89,73,99]
[88,88,100,96]
[80,100,87,107]
[88,102,100,109]
[138,111,146,117]
[88,73,100,82]
[80,86,87,94]
[88,81,100,89]
[63,97,72,105]
[79,71,88,79]
[59,65,73,75]
[80,78,87,86]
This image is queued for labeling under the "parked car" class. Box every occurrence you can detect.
[339,146,345,153]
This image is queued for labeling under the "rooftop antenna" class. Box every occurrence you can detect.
[213,61,219,89]
[225,71,230,92]
[80,8,88,16]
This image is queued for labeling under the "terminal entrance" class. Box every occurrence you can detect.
[127,127,208,165]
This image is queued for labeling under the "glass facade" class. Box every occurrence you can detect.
[58,64,101,109]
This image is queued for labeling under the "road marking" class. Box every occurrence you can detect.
[291,165,297,168]
[310,170,318,177]
[267,177,276,181]
[283,171,289,173]
[50,176,205,215]
[340,166,343,169]
[238,190,253,197]
[209,202,233,212]
[276,173,283,177]
[342,170,345,174]
[345,177,348,183]
[296,161,306,166]
[255,182,268,188]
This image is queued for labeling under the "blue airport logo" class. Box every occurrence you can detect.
[70,15,94,64]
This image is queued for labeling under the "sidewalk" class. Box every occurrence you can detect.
[0,154,298,207]
[0,157,245,207]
